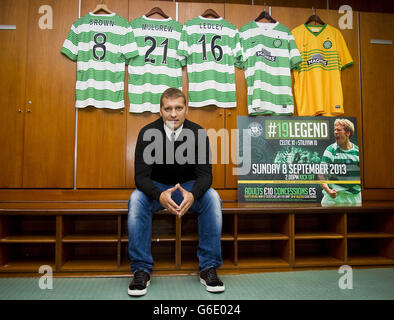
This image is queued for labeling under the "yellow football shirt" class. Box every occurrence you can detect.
[291,24,353,116]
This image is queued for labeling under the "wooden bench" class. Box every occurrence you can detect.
[0,201,393,276]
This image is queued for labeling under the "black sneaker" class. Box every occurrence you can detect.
[199,268,225,293]
[128,270,150,296]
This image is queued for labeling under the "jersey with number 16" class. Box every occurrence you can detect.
[178,16,242,108]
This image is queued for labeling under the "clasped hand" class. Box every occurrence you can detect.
[159,183,194,217]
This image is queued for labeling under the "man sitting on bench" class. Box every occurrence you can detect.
[127,87,225,296]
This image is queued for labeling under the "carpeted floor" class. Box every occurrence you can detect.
[0,268,393,300]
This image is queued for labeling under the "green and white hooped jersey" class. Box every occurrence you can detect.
[321,142,361,195]
[61,12,138,109]
[128,16,183,113]
[239,21,301,115]
[177,16,242,108]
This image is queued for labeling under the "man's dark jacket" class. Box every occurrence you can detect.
[134,117,212,201]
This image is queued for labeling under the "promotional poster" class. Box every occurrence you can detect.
[237,116,361,205]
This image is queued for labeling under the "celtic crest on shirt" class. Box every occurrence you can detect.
[273,38,282,48]
[323,40,332,49]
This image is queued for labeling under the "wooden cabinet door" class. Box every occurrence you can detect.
[76,0,129,188]
[22,0,78,188]
[360,12,394,188]
[0,0,28,187]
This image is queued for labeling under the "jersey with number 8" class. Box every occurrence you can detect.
[61,12,137,109]
[128,16,184,113]
[178,16,242,108]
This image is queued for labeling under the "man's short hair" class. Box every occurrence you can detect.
[160,88,186,108]
[334,118,355,138]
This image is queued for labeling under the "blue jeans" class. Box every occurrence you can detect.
[127,180,222,275]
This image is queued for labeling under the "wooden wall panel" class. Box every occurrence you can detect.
[161,0,394,14]
[130,0,177,19]
[360,12,394,188]
[22,0,78,188]
[0,0,28,187]
[76,0,129,188]
[328,0,394,14]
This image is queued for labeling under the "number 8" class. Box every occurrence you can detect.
[93,33,106,61]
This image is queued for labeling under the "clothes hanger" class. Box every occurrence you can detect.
[145,7,169,19]
[305,7,325,25]
[201,8,220,18]
[255,3,276,23]
[92,0,113,14]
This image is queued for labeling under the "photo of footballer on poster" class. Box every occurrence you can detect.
[237,116,361,205]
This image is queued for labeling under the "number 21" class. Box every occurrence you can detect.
[145,37,169,64]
